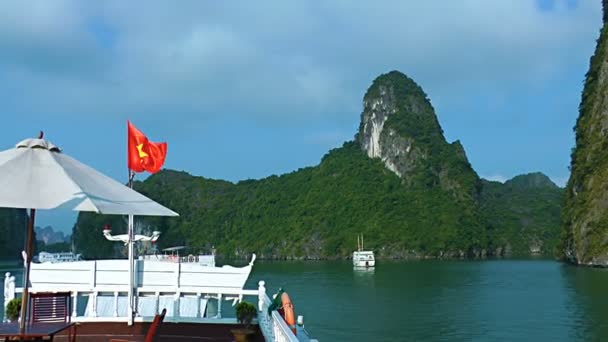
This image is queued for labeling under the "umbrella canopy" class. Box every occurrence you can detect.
[0,138,178,216]
[0,136,178,329]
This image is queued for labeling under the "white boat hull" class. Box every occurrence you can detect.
[353,259,375,267]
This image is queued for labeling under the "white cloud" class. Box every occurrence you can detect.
[0,0,601,124]
[551,175,570,187]
[481,174,508,183]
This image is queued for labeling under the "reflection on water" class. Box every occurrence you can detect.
[560,264,608,341]
[353,266,375,275]
[353,267,375,290]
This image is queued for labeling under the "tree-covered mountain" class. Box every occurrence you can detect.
[0,208,27,260]
[561,1,608,266]
[73,71,563,260]
[481,173,563,255]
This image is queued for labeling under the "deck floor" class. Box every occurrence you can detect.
[51,321,265,342]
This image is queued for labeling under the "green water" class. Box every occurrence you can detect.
[2,259,607,341]
[246,259,608,341]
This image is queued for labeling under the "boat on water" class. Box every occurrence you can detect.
[353,234,375,268]
[35,251,83,263]
[4,251,317,341]
[0,134,318,341]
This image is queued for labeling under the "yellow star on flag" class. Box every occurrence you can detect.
[136,143,149,158]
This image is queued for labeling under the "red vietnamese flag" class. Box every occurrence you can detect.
[127,121,167,174]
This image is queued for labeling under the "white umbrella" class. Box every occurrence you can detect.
[0,136,178,328]
[0,138,177,216]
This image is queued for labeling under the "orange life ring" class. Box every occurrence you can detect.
[281,292,296,334]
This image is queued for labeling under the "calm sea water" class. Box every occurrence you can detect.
[2,259,607,341]
[246,259,608,342]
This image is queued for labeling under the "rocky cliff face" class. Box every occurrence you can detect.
[357,71,480,200]
[358,71,440,179]
[561,1,608,265]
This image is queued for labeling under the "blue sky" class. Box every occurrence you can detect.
[0,0,602,232]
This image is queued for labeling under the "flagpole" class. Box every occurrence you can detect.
[125,121,168,325]
[127,170,135,326]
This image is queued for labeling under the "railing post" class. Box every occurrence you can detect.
[196,293,202,318]
[113,291,119,317]
[217,294,222,319]
[72,291,78,318]
[174,291,180,318]
[91,291,98,317]
[258,280,266,312]
[155,292,160,315]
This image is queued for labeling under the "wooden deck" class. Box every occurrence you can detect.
[51,321,265,342]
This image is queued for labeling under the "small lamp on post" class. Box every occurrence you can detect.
[102,224,161,244]
[101,223,161,325]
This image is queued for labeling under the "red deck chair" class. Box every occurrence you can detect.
[28,291,76,342]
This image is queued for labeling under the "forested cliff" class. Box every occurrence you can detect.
[561,0,608,266]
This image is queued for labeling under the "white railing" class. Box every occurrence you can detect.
[4,275,317,341]
[271,310,300,342]
[26,258,253,294]
[4,274,258,322]
[256,281,317,342]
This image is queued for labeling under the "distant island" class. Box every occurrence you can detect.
[71,71,564,260]
[35,225,71,245]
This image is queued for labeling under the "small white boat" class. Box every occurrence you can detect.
[36,251,82,263]
[353,234,375,268]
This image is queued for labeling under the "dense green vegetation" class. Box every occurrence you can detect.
[38,242,72,253]
[561,2,608,265]
[74,143,482,259]
[72,71,563,260]
[481,173,563,255]
[0,208,26,260]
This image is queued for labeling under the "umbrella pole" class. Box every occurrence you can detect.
[19,208,35,331]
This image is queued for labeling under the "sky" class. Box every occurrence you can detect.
[0,0,603,233]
